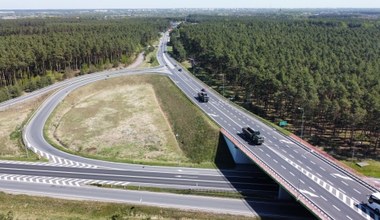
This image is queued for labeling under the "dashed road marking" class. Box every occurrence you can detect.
[333,205,341,212]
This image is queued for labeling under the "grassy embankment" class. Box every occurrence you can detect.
[0,192,254,220]
[45,74,220,168]
[342,160,380,178]
[0,93,53,161]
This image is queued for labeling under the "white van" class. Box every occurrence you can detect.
[368,192,380,214]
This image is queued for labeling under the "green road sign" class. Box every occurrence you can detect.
[279,121,288,127]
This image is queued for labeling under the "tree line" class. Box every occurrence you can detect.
[171,15,380,159]
[0,17,169,102]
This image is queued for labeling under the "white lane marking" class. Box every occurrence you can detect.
[290,172,295,177]
[280,139,293,144]
[320,167,326,171]
[208,113,219,117]
[338,188,346,194]
[353,188,361,194]
[346,215,353,220]
[309,187,316,192]
[306,166,312,171]
[259,148,264,152]
[281,165,286,170]
[331,173,353,181]
[321,195,327,201]
[289,154,295,159]
[333,205,341,212]
[273,159,278,163]
[310,160,316,165]
[341,181,349,186]
[266,154,271,158]
[316,173,322,178]
[281,149,287,153]
[299,179,305,184]
[299,189,319,197]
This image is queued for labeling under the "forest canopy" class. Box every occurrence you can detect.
[171,16,380,159]
[0,17,169,101]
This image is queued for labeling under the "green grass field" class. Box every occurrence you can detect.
[342,160,380,178]
[0,192,255,220]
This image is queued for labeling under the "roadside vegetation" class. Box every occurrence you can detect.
[0,93,52,161]
[139,42,160,68]
[170,15,380,172]
[45,75,220,167]
[342,160,380,178]
[0,192,254,220]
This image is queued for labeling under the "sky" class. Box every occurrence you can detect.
[1,0,379,10]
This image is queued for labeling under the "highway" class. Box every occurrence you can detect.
[0,30,378,219]
[157,32,380,220]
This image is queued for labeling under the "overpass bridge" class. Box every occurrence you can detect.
[158,32,380,220]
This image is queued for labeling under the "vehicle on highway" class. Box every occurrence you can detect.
[197,89,209,102]
[242,127,264,145]
[178,68,182,72]
[368,192,380,214]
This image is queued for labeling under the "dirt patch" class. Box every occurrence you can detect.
[0,93,51,160]
[48,77,187,164]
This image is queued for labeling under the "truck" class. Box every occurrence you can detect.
[197,89,209,103]
[242,127,264,145]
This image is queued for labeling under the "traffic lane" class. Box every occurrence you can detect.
[0,181,257,217]
[246,140,373,220]
[163,40,374,217]
[0,163,273,184]
[247,143,368,220]
[0,167,278,191]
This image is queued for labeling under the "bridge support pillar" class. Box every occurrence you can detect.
[278,186,292,200]
[223,135,252,164]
